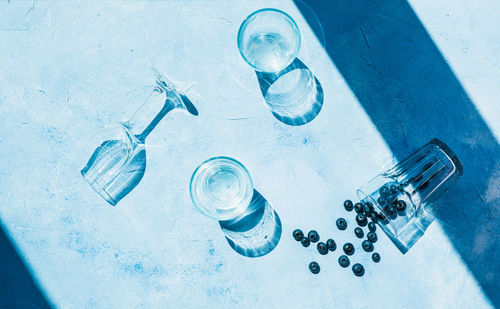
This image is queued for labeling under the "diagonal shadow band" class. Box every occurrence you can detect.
[296,0,500,306]
[0,223,53,308]
[256,58,324,126]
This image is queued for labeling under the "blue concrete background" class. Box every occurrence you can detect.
[0,1,497,308]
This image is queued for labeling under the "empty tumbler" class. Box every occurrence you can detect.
[357,139,463,253]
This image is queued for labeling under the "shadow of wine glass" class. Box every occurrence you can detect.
[255,58,324,126]
[219,190,282,258]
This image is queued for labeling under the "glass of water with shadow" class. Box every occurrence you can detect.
[190,157,282,257]
[357,139,463,253]
[237,8,323,126]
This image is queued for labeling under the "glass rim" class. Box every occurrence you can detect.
[190,156,254,220]
[237,8,301,72]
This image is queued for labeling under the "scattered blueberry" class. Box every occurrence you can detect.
[385,194,397,204]
[356,213,368,227]
[390,184,400,194]
[379,187,390,197]
[377,196,387,206]
[388,205,397,219]
[301,237,310,247]
[368,222,376,232]
[363,202,373,214]
[317,242,328,255]
[344,200,354,211]
[336,218,347,230]
[308,230,319,243]
[362,240,374,252]
[343,243,355,256]
[338,255,350,268]
[367,231,378,243]
[326,239,336,251]
[372,252,381,263]
[292,229,304,241]
[377,212,387,221]
[352,263,365,277]
[354,227,364,238]
[396,200,407,212]
[354,203,364,213]
[309,261,320,274]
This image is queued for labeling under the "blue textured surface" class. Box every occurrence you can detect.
[0,1,498,308]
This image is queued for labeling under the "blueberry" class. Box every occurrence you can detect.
[388,205,397,219]
[292,229,304,241]
[354,227,364,238]
[377,212,387,221]
[377,196,387,206]
[301,237,311,247]
[326,239,336,251]
[362,240,374,252]
[372,252,381,263]
[317,242,328,255]
[343,243,355,255]
[367,232,378,243]
[309,261,320,274]
[385,194,397,204]
[308,230,319,243]
[336,218,347,230]
[368,222,376,232]
[396,200,407,212]
[356,213,367,227]
[344,200,354,211]
[379,187,390,197]
[338,255,350,268]
[363,202,373,214]
[352,263,365,277]
[354,203,364,213]
[390,184,400,194]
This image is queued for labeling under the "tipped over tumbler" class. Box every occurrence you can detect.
[357,139,463,253]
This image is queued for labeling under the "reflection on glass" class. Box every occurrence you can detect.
[190,157,282,257]
[80,74,198,206]
[357,139,463,253]
[238,8,323,126]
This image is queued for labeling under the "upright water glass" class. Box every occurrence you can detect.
[237,8,300,73]
[190,157,282,257]
[357,139,463,253]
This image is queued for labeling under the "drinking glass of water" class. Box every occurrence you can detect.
[190,157,282,257]
[237,8,301,73]
[357,139,463,253]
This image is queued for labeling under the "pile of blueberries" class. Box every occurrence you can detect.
[293,200,382,277]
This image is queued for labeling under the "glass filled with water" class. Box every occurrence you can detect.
[190,157,282,257]
[357,139,463,253]
[237,8,301,73]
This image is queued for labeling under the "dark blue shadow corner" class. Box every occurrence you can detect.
[295,0,500,306]
[0,223,52,308]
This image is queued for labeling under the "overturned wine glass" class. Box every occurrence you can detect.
[190,156,282,257]
[80,74,198,206]
[357,139,463,253]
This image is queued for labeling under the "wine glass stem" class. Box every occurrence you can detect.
[135,100,175,143]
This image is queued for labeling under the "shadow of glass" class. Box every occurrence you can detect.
[219,190,282,258]
[296,0,500,306]
[256,58,324,126]
[0,223,53,308]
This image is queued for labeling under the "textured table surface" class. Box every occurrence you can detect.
[0,1,498,308]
